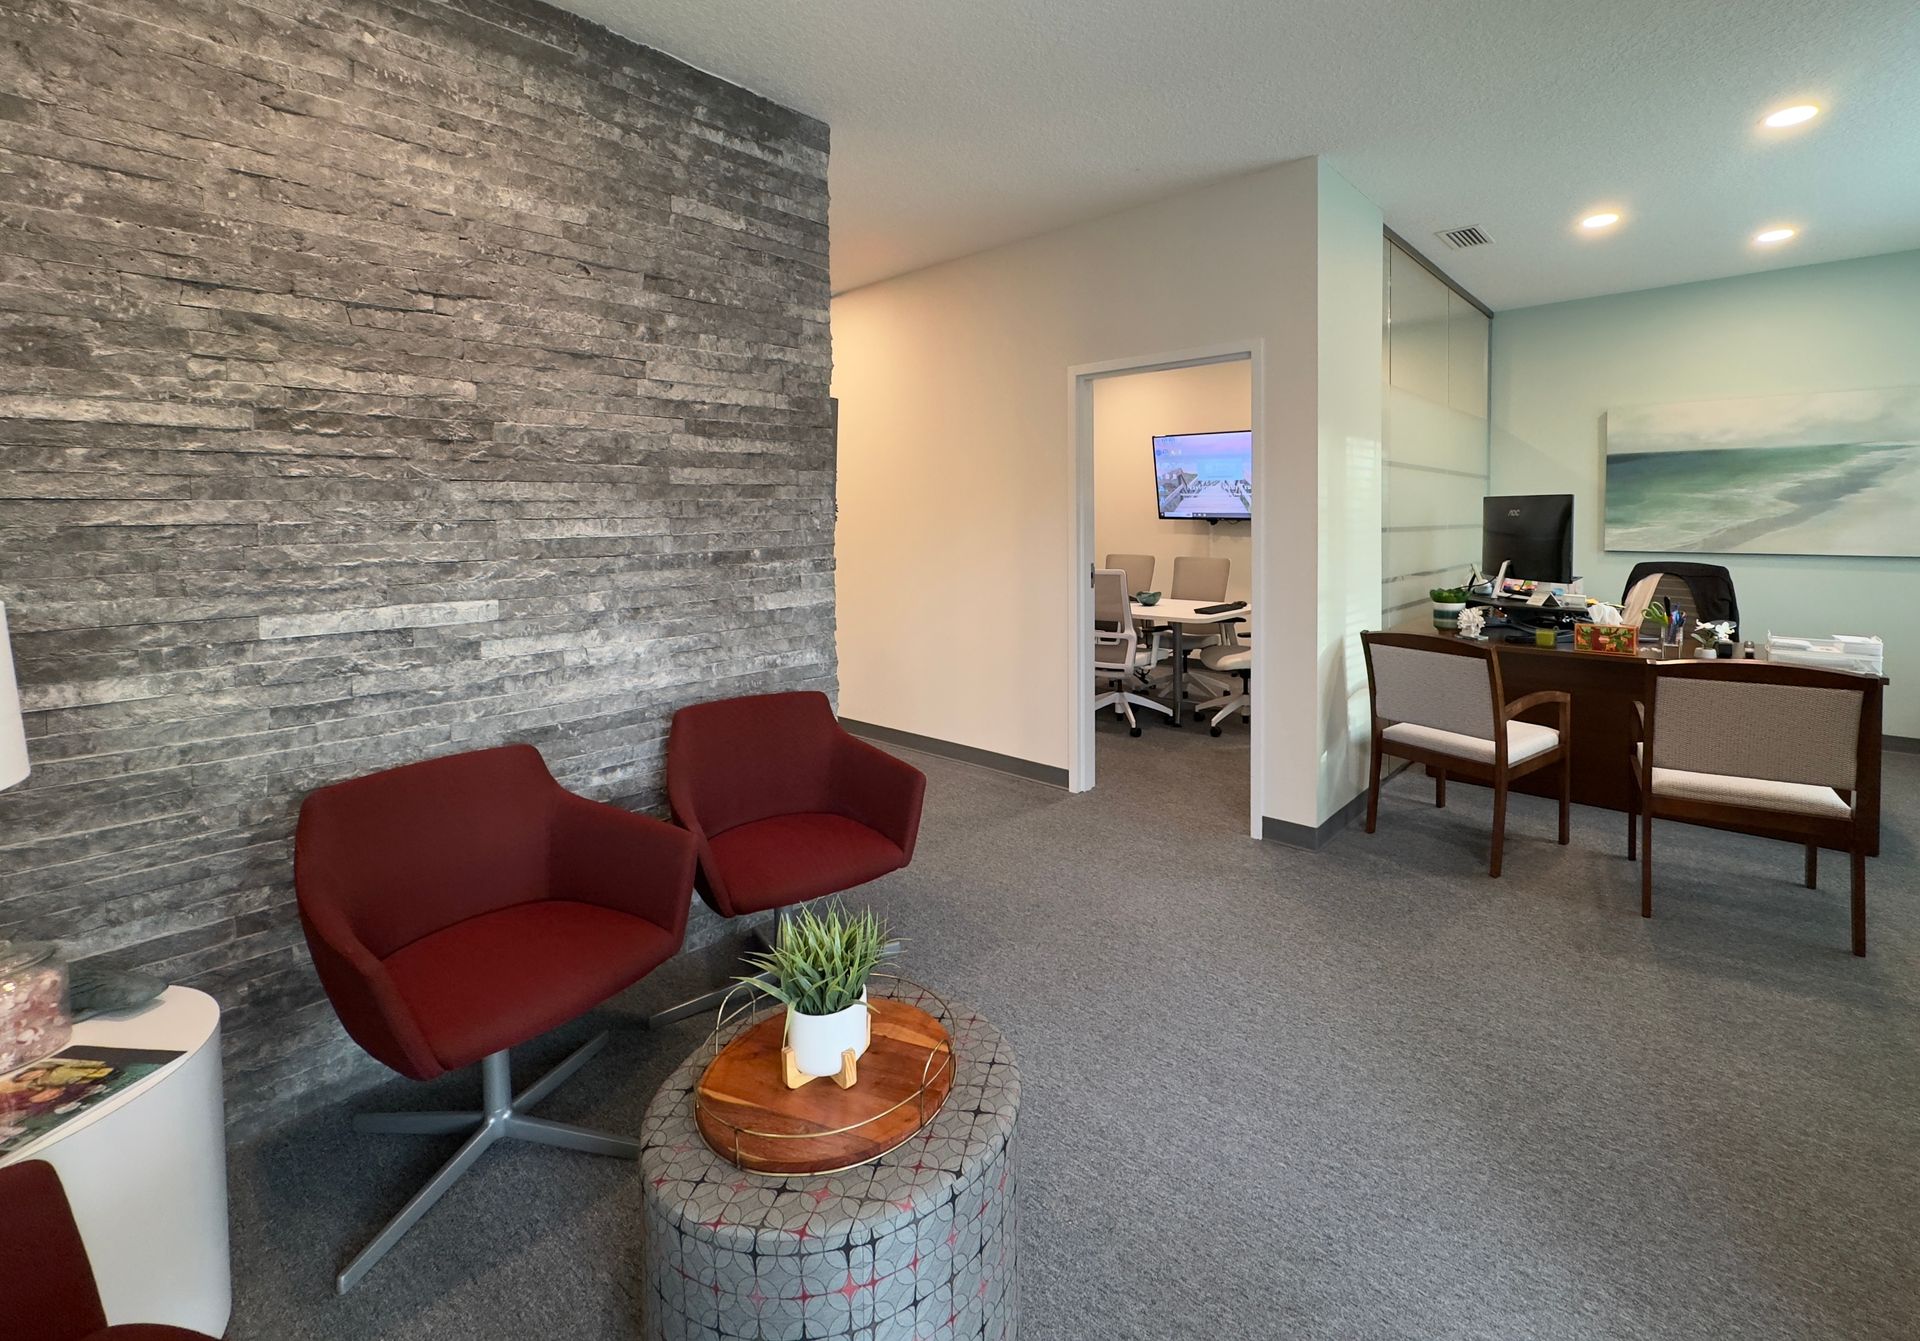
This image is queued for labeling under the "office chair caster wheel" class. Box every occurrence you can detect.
[1209,725,1222,737]
[1129,725,1142,737]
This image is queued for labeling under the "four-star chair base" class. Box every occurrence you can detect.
[338,1033,636,1294]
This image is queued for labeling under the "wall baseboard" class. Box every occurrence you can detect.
[1262,791,1370,850]
[839,719,1069,787]
[1887,734,1920,755]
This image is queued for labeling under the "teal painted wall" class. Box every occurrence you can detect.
[1489,249,1920,736]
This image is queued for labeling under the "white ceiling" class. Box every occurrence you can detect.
[558,0,1920,310]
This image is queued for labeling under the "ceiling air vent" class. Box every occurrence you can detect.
[1436,225,1492,250]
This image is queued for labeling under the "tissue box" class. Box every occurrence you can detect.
[1574,623,1639,657]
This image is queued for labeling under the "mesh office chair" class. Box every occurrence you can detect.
[1361,631,1570,877]
[1629,661,1881,955]
[1104,553,1156,602]
[1148,555,1232,681]
[1093,568,1172,736]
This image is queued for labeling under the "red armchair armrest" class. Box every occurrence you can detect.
[830,732,927,859]
[549,791,697,944]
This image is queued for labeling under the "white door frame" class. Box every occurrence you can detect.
[1066,339,1266,838]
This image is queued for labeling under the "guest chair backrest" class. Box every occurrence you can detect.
[1092,569,1137,672]
[1105,553,1155,599]
[297,743,560,961]
[0,1160,109,1341]
[1649,664,1869,790]
[667,691,841,838]
[1361,632,1500,739]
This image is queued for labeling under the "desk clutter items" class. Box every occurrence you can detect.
[1134,590,1162,606]
[735,903,897,1090]
[1430,585,1470,630]
[1768,633,1885,677]
[0,939,71,1074]
[1454,606,1488,640]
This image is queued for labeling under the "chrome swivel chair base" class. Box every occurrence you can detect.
[338,1032,634,1294]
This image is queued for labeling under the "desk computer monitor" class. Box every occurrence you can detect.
[1483,494,1574,584]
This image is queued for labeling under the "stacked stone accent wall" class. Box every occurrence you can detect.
[0,0,831,1133]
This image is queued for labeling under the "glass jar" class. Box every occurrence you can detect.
[0,940,72,1075]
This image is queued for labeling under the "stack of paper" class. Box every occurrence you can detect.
[1767,634,1884,677]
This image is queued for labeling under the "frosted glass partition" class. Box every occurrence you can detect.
[1382,238,1489,622]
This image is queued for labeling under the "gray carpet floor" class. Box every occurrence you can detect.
[227,712,1920,1340]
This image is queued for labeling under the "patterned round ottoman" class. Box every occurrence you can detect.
[639,1005,1019,1341]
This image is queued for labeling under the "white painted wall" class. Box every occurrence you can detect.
[834,157,1384,829]
[1093,362,1253,605]
[1490,248,1920,736]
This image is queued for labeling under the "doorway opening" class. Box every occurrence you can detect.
[1067,342,1265,838]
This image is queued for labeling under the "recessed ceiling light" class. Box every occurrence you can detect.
[1580,212,1621,230]
[1754,227,1797,245]
[1762,103,1820,128]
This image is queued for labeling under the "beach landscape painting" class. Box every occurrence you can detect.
[1604,386,1920,556]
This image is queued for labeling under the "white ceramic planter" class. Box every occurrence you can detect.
[786,990,871,1080]
[1431,601,1467,631]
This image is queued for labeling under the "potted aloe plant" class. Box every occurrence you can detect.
[738,904,898,1083]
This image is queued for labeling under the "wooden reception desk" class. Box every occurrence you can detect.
[1384,621,1887,836]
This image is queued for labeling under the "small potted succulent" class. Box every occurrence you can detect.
[1691,620,1738,658]
[1429,585,1470,631]
[738,903,898,1085]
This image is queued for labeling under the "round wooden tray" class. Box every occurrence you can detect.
[695,998,954,1176]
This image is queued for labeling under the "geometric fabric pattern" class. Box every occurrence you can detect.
[641,1006,1020,1340]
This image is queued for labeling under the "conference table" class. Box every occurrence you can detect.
[1130,598,1248,725]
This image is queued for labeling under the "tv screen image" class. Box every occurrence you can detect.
[1152,431,1252,520]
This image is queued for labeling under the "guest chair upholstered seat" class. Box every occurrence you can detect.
[1362,630,1571,877]
[0,1160,217,1341]
[296,742,696,1291]
[1628,661,1881,954]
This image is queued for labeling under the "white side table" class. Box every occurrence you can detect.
[0,986,231,1334]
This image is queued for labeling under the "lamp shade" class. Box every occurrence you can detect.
[0,602,29,791]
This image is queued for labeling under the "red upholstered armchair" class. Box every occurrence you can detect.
[0,1160,216,1341]
[652,692,926,1022]
[295,743,695,1293]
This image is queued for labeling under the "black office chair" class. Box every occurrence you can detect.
[1621,562,1739,639]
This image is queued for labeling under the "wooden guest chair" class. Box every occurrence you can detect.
[1361,631,1571,877]
[1628,661,1882,955]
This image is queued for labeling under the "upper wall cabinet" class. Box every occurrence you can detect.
[1446,292,1488,418]
[1387,242,1487,418]
[1387,245,1450,405]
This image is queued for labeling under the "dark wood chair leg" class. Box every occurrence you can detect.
[1434,769,1447,809]
[1626,800,1637,859]
[1557,750,1571,846]
[1639,810,1654,918]
[1851,848,1866,957]
[1488,778,1507,878]
[1365,742,1382,834]
[1804,844,1818,889]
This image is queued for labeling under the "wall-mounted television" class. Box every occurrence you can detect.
[1152,430,1252,521]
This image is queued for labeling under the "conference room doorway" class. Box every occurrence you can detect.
[1067,343,1263,838]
